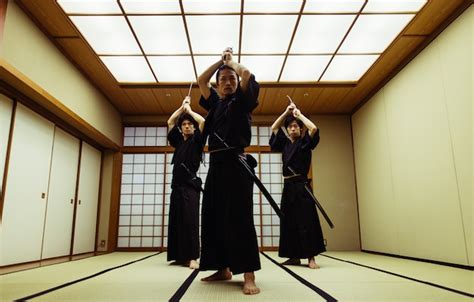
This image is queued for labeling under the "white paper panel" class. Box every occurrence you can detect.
[58,0,120,14]
[321,55,379,81]
[71,16,141,55]
[280,55,331,81]
[291,15,356,53]
[242,15,298,54]
[120,0,181,14]
[148,56,196,82]
[130,16,189,54]
[339,14,415,53]
[186,16,240,54]
[240,56,285,82]
[101,56,155,82]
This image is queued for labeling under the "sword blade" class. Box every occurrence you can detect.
[237,157,284,219]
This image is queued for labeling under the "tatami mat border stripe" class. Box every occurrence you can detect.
[362,250,474,270]
[321,254,474,298]
[14,252,163,301]
[261,251,338,302]
[169,269,199,302]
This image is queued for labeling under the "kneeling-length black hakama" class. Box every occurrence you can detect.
[167,185,201,262]
[199,150,261,274]
[270,128,326,259]
[167,127,203,262]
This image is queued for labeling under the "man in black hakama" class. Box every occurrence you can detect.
[167,97,205,269]
[269,102,326,269]
[197,48,261,295]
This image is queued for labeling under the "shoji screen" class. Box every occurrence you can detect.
[118,126,284,250]
[118,126,169,248]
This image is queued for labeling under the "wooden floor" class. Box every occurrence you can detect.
[0,251,472,301]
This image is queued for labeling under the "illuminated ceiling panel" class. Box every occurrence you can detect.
[120,0,181,14]
[57,0,120,14]
[242,15,298,54]
[193,56,221,82]
[364,0,427,13]
[244,0,303,13]
[71,16,140,55]
[58,0,427,84]
[290,15,356,54]
[339,14,415,53]
[280,55,332,82]
[304,0,365,13]
[321,55,379,81]
[148,56,196,83]
[182,0,241,13]
[186,16,240,54]
[100,56,155,83]
[130,16,189,54]
[240,56,286,82]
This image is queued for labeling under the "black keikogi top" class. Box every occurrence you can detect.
[199,74,259,151]
[167,126,204,187]
[269,128,320,177]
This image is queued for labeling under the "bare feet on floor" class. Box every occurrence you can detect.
[188,260,199,269]
[281,258,301,266]
[243,272,260,295]
[308,257,320,269]
[201,268,232,281]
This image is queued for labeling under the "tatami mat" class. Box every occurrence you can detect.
[0,252,158,301]
[1,251,471,301]
[267,251,473,302]
[182,253,325,302]
[33,253,191,301]
[322,251,473,294]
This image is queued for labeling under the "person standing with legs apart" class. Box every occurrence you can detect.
[167,96,205,270]
[270,101,326,269]
[197,47,261,295]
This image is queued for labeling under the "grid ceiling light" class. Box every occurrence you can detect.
[148,56,196,82]
[182,0,241,13]
[58,0,427,84]
[120,0,181,14]
[240,55,286,82]
[280,55,332,82]
[100,56,155,82]
[320,55,379,81]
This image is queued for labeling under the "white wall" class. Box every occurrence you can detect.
[1,1,122,146]
[312,115,360,251]
[352,7,472,265]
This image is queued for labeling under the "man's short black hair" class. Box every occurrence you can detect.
[215,65,238,84]
[284,115,304,129]
[177,113,198,129]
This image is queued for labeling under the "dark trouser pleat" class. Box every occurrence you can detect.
[279,181,326,259]
[167,185,200,262]
[200,153,261,274]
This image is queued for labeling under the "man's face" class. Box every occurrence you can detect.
[287,121,301,139]
[180,120,195,137]
[217,69,238,97]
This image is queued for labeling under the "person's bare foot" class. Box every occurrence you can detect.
[243,272,260,295]
[189,260,199,269]
[308,257,320,269]
[201,268,232,281]
[281,258,301,266]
